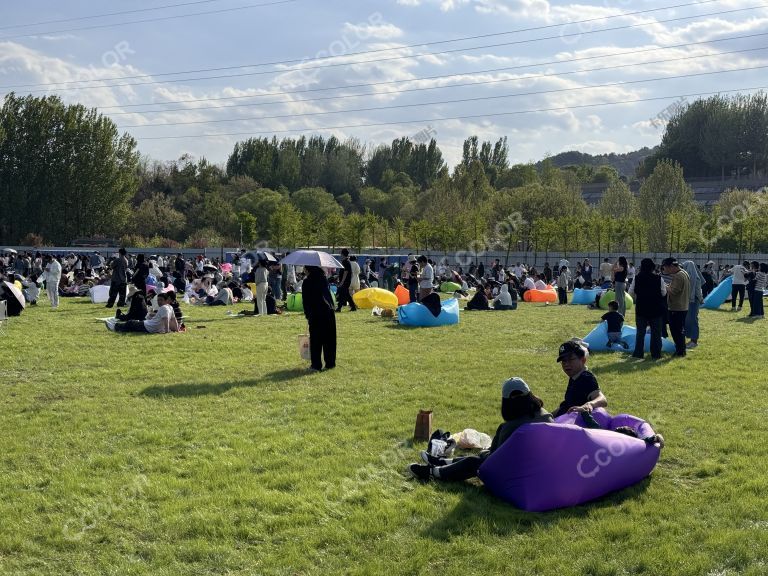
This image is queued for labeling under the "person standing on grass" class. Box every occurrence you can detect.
[747,261,766,318]
[661,257,690,357]
[629,258,666,360]
[417,255,434,301]
[335,249,357,312]
[681,261,704,348]
[302,266,336,372]
[581,258,593,287]
[349,255,361,294]
[599,258,613,285]
[106,248,129,309]
[612,256,628,317]
[731,261,749,311]
[408,377,553,483]
[134,254,151,295]
[557,266,568,305]
[553,340,608,418]
[254,259,269,316]
[43,254,62,310]
[407,257,420,304]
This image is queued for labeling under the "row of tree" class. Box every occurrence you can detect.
[2,92,767,257]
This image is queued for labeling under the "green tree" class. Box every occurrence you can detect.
[322,213,344,251]
[291,187,343,221]
[344,213,366,252]
[637,160,695,251]
[598,180,634,220]
[0,93,139,244]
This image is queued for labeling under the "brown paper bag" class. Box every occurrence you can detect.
[413,409,433,442]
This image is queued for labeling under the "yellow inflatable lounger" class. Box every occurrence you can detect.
[353,287,399,310]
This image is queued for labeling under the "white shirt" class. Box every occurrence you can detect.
[47,260,62,281]
[144,304,178,334]
[732,264,747,285]
[350,260,361,289]
[420,263,434,289]
[534,279,547,290]
[523,277,535,290]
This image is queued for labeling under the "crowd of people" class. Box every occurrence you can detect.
[2,249,764,355]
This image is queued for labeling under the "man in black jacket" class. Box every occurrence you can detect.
[335,249,357,312]
[629,258,667,360]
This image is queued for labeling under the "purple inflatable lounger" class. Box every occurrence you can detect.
[478,409,660,512]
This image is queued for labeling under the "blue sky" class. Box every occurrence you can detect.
[1,0,767,168]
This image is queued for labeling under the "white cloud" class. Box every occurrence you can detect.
[342,22,404,40]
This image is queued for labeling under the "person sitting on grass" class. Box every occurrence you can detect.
[107,291,179,333]
[116,287,148,322]
[492,283,517,310]
[552,340,608,418]
[409,377,553,482]
[465,284,492,310]
[601,300,627,349]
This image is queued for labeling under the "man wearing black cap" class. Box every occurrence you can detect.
[554,340,608,418]
[661,257,690,357]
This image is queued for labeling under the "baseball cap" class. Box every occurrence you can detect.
[502,377,530,398]
[661,257,678,267]
[557,340,587,362]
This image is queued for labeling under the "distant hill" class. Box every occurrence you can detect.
[536,147,657,179]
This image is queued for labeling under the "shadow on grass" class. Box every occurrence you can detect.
[592,355,676,375]
[735,316,763,323]
[422,476,653,539]
[139,368,308,397]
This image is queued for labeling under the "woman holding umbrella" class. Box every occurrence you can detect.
[302,266,336,371]
[282,250,343,371]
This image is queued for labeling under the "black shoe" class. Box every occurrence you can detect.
[408,463,432,482]
[420,451,448,467]
[324,364,336,370]
[105,304,113,308]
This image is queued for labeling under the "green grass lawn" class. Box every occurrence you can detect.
[2,295,768,576]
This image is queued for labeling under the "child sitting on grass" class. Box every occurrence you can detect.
[601,300,627,349]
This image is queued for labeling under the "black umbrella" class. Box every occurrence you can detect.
[1,281,25,316]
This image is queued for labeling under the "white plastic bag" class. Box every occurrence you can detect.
[298,334,311,361]
[451,428,492,450]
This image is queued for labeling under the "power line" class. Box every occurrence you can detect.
[117,64,768,128]
[95,31,768,112]
[0,0,233,31]
[106,44,768,117]
[136,85,768,140]
[0,0,299,41]
[3,0,760,91]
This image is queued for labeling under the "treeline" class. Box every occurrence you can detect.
[0,93,139,245]
[640,92,768,179]
[3,92,768,257]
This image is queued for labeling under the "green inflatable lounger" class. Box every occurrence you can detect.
[440,281,462,293]
[286,292,336,312]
